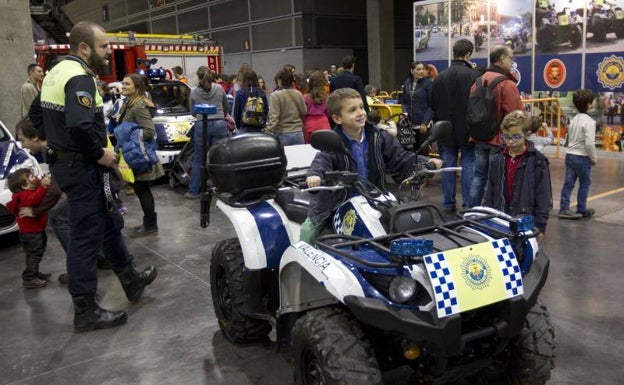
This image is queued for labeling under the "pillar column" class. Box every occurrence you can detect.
[367,0,395,93]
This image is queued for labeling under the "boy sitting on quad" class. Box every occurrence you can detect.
[300,88,442,244]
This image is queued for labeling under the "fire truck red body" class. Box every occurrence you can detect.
[35,32,223,84]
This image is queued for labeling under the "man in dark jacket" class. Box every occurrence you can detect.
[329,55,369,113]
[430,39,479,213]
[483,110,552,241]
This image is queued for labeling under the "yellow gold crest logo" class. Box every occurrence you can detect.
[596,55,624,90]
[76,91,93,108]
[341,209,357,235]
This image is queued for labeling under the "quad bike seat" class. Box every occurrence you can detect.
[275,188,312,224]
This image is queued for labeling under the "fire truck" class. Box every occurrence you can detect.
[35,32,223,84]
[34,33,224,169]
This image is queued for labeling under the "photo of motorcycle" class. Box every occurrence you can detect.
[503,20,531,53]
[577,2,624,42]
[536,6,583,52]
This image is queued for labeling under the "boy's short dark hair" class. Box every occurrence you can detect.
[452,39,474,58]
[327,88,361,118]
[501,110,531,134]
[367,109,381,125]
[16,116,39,140]
[172,66,183,75]
[572,89,595,113]
[7,168,31,193]
[342,56,356,70]
[276,68,294,88]
[530,116,543,134]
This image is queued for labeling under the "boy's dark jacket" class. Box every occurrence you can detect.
[306,122,429,226]
[482,141,552,232]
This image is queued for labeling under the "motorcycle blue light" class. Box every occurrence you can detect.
[390,238,433,257]
[513,215,534,233]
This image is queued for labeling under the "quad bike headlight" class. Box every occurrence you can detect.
[388,276,418,303]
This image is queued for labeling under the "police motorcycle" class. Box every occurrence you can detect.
[536,4,583,51]
[201,121,554,385]
[577,0,624,42]
[503,20,531,53]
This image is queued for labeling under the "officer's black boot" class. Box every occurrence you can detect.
[73,294,128,332]
[130,213,158,238]
[115,264,158,302]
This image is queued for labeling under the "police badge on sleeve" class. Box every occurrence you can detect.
[76,91,93,108]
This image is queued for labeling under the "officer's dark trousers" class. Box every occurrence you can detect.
[51,159,133,296]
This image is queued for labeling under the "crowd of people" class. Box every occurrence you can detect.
[8,23,600,334]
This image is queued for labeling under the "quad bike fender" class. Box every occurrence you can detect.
[216,199,300,269]
[277,241,365,316]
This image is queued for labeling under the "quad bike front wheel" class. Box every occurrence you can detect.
[472,301,556,385]
[292,307,382,385]
[210,238,271,343]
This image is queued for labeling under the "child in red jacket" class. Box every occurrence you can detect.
[6,168,51,289]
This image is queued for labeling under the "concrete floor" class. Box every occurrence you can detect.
[1,145,623,385]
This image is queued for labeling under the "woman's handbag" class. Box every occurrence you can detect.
[396,114,417,146]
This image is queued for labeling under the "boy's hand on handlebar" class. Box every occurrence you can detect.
[427,158,443,170]
[306,175,322,188]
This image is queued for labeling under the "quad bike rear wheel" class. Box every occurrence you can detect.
[210,238,271,343]
[292,307,382,385]
[471,301,556,385]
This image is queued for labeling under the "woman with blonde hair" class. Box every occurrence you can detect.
[119,73,164,237]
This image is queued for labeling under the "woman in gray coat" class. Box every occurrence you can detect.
[119,73,165,237]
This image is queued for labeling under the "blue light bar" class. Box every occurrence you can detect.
[193,104,217,115]
[390,238,434,257]
[511,215,534,233]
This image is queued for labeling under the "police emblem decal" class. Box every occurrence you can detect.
[76,91,93,108]
[596,55,624,90]
[460,255,492,290]
[341,209,357,236]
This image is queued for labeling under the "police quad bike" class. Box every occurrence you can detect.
[536,6,583,51]
[201,121,555,385]
[577,2,624,42]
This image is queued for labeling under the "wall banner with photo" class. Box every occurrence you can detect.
[414,0,624,93]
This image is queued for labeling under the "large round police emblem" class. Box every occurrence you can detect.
[596,55,624,90]
[460,255,492,290]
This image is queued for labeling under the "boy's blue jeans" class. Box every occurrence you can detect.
[560,154,592,213]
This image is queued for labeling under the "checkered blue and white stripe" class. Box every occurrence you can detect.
[333,211,342,234]
[492,239,524,297]
[424,253,459,317]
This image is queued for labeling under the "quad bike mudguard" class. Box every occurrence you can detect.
[216,199,300,269]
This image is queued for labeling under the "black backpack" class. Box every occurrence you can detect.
[466,75,507,141]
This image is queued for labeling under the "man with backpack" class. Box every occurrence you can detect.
[430,39,479,214]
[467,45,524,208]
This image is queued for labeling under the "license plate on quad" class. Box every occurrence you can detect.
[423,239,524,318]
[616,10,624,19]
[558,14,570,25]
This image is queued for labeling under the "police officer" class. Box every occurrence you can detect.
[40,21,158,332]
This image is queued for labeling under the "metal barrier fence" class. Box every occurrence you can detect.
[523,97,564,158]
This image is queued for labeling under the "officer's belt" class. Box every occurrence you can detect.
[54,150,84,161]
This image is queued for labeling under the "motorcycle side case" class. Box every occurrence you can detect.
[208,133,287,200]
